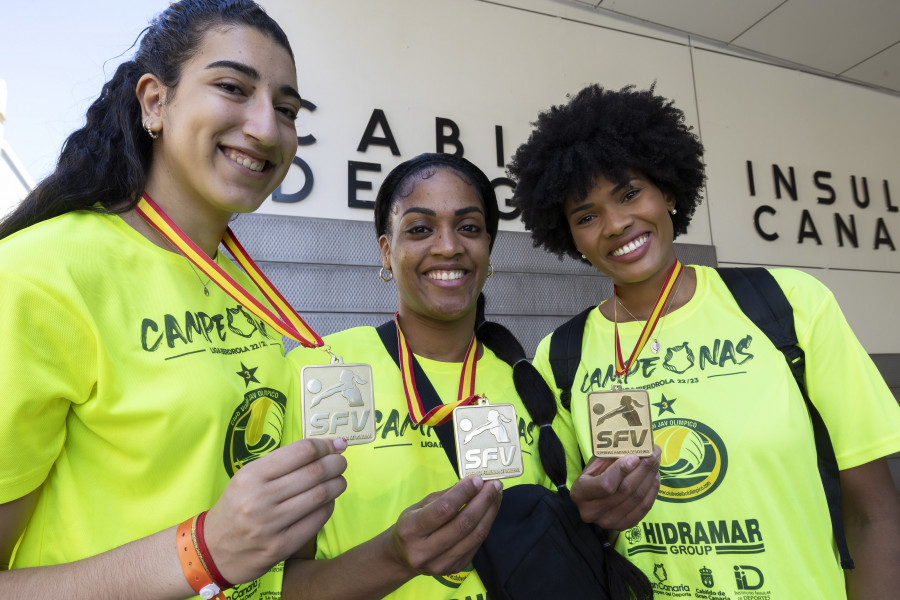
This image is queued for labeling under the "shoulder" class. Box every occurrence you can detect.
[0,211,129,277]
[768,268,832,300]
[325,326,383,351]
[287,326,381,367]
[703,265,833,307]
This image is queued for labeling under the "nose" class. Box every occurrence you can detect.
[601,204,633,238]
[430,224,464,257]
[243,97,280,148]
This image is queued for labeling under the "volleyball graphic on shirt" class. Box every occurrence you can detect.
[654,418,728,503]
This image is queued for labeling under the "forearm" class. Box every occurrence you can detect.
[838,457,900,600]
[282,530,415,600]
[0,526,194,600]
[843,512,900,599]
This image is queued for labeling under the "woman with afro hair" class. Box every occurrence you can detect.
[510,83,900,599]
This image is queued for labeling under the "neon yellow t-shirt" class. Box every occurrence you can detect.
[288,326,551,600]
[532,266,900,600]
[0,211,295,598]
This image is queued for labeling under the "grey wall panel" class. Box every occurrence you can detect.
[231,213,381,266]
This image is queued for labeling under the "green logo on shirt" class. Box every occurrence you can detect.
[224,385,287,476]
[654,418,727,503]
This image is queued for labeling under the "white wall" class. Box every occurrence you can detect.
[260,0,900,353]
[0,80,34,219]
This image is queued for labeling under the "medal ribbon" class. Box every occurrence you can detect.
[614,259,683,381]
[394,313,479,426]
[135,192,324,348]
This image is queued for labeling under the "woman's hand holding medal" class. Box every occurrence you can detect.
[570,446,661,531]
[387,476,503,578]
[203,438,348,585]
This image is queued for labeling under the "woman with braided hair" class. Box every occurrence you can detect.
[284,152,657,600]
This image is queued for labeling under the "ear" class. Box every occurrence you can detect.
[135,73,165,130]
[662,189,676,213]
[378,235,391,270]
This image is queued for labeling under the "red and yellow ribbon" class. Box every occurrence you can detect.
[614,259,683,382]
[395,313,479,426]
[135,192,324,348]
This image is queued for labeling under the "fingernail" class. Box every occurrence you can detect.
[332,437,348,452]
[472,475,484,490]
[491,480,503,493]
[624,455,639,470]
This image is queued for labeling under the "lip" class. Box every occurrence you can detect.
[424,265,471,286]
[221,145,275,174]
[609,232,651,260]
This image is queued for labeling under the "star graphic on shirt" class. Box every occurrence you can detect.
[237,362,260,387]
[653,394,676,416]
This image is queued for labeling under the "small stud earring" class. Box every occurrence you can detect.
[670,208,677,215]
[581,254,587,259]
[379,267,393,282]
[143,120,159,140]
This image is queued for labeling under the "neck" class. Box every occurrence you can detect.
[608,263,697,322]
[396,310,478,363]
[139,179,231,258]
[608,258,680,321]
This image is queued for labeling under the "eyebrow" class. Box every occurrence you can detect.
[401,207,436,218]
[206,60,302,102]
[401,206,484,218]
[566,180,636,218]
[567,202,593,219]
[455,206,484,217]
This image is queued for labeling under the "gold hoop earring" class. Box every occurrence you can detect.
[143,120,159,140]
[379,267,393,282]
[486,264,494,278]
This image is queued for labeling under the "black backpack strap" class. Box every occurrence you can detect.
[548,306,595,411]
[375,321,459,476]
[717,267,853,569]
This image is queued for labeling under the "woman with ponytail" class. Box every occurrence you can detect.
[0,1,347,598]
[284,153,655,600]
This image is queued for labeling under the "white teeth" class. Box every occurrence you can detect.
[612,234,649,257]
[428,270,464,281]
[228,151,264,172]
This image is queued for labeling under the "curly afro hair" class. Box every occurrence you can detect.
[508,84,705,261]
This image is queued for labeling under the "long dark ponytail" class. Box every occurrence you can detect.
[474,294,653,600]
[0,0,293,240]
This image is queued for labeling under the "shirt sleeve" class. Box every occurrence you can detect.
[0,272,98,502]
[775,269,900,470]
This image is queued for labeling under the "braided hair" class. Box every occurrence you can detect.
[376,153,651,600]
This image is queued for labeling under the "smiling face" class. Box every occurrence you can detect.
[379,168,491,326]
[141,25,300,228]
[565,171,677,288]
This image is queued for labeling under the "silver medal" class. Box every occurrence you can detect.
[452,398,523,480]
[301,355,375,445]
